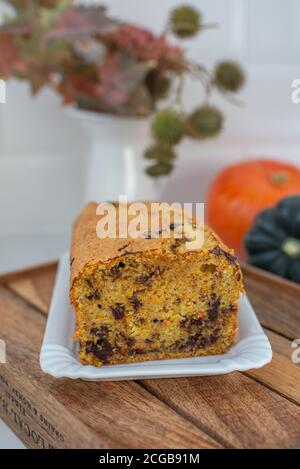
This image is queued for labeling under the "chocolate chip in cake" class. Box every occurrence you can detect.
[130,294,143,311]
[85,289,101,301]
[132,348,144,355]
[85,335,113,364]
[120,332,135,347]
[85,278,94,289]
[180,317,203,328]
[70,257,75,266]
[201,263,217,273]
[110,261,126,278]
[145,338,154,344]
[194,334,208,348]
[190,318,203,327]
[90,325,109,336]
[111,303,125,320]
[136,274,151,285]
[152,318,163,324]
[96,337,112,352]
[198,336,209,348]
[93,348,111,364]
[172,339,185,351]
[208,296,221,321]
[209,333,219,344]
[173,334,206,351]
[126,337,135,347]
[136,265,165,284]
[210,246,238,267]
[117,244,130,252]
[175,332,208,351]
[101,325,109,334]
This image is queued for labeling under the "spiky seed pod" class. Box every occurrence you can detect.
[145,144,176,163]
[151,109,184,145]
[146,73,171,101]
[146,161,173,177]
[170,5,201,38]
[214,61,244,92]
[156,76,171,99]
[187,105,223,139]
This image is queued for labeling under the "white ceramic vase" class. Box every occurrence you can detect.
[68,108,165,203]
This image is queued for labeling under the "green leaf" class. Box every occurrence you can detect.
[39,0,72,32]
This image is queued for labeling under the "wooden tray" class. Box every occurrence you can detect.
[0,261,299,449]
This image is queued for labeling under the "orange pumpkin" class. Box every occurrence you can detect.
[206,159,300,258]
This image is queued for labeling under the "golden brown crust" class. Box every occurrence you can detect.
[70,201,235,288]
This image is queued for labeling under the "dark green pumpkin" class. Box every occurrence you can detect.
[244,195,300,283]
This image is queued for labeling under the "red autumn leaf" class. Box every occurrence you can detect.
[43,6,117,43]
[98,52,154,110]
[5,0,69,14]
[56,65,101,104]
[75,84,153,117]
[0,34,27,77]
[0,16,31,36]
[106,24,185,73]
[66,73,100,98]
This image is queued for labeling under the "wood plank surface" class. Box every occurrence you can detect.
[142,372,300,449]
[5,263,57,314]
[1,261,300,448]
[0,286,220,449]
[247,351,300,405]
[242,263,300,339]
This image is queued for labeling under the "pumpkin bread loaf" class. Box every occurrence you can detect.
[70,202,244,366]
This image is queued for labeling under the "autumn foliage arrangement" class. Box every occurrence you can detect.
[0,0,244,176]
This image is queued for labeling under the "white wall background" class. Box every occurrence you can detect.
[0,0,300,272]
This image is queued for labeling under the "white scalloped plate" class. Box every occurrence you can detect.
[40,252,272,381]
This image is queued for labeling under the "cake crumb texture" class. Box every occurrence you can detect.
[70,202,244,366]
